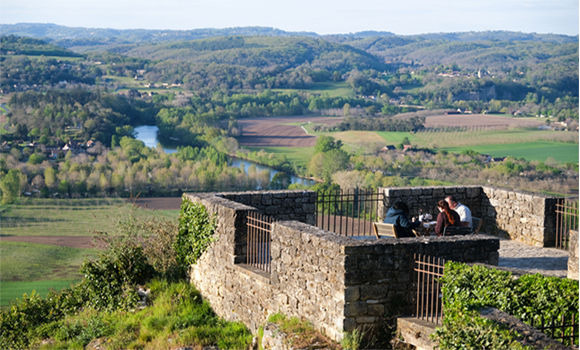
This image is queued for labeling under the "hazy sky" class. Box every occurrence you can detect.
[1,0,578,36]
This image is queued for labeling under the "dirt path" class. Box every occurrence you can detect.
[0,235,101,249]
[129,197,182,210]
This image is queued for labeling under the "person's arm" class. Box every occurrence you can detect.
[435,212,444,234]
[398,213,421,229]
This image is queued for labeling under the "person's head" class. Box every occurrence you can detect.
[392,201,409,214]
[438,200,456,224]
[445,195,458,209]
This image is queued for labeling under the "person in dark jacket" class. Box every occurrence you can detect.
[383,201,421,237]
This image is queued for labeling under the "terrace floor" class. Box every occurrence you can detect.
[498,238,569,278]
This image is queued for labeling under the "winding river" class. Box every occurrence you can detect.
[134,125,316,187]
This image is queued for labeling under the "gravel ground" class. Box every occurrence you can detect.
[498,238,569,278]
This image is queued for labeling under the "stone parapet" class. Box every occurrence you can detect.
[184,191,499,342]
[379,186,560,247]
[568,230,578,280]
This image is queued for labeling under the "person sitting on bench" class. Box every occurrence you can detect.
[445,195,472,229]
[435,200,461,236]
[383,201,421,238]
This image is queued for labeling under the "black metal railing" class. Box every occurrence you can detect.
[246,211,273,273]
[414,254,445,325]
[315,188,383,236]
[555,197,578,250]
[527,313,578,346]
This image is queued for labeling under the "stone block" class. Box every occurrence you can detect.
[344,301,367,317]
[360,285,388,300]
[345,286,360,302]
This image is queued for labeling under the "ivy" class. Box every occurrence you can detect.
[176,199,217,266]
[432,262,579,349]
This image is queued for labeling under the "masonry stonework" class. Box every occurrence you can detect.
[568,230,578,280]
[379,186,559,247]
[184,190,499,341]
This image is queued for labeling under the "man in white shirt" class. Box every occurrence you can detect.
[445,196,472,229]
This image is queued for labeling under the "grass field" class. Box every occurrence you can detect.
[443,141,579,164]
[300,127,579,163]
[245,146,314,167]
[1,280,79,308]
[0,198,180,308]
[273,81,354,98]
[0,241,99,307]
[1,198,179,236]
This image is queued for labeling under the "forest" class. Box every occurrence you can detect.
[0,27,578,202]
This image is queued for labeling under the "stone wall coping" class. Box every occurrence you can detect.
[215,189,315,196]
[183,193,256,211]
[380,184,558,199]
[274,220,500,254]
[480,307,572,350]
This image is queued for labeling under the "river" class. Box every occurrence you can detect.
[134,125,316,187]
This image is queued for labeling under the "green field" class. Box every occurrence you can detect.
[443,141,579,164]
[245,146,314,167]
[0,241,99,307]
[0,198,180,308]
[1,198,179,236]
[273,81,354,98]
[1,280,78,308]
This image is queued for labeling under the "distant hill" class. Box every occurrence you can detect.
[1,23,575,47]
[104,36,386,71]
[0,35,82,57]
[332,36,579,70]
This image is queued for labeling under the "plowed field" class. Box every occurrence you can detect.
[237,116,342,147]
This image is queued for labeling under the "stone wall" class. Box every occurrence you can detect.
[184,191,499,341]
[568,230,578,280]
[215,190,317,225]
[379,186,559,247]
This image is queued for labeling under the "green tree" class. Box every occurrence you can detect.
[0,169,23,203]
[44,166,57,188]
[314,135,343,154]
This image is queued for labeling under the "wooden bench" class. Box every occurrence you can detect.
[471,217,483,234]
[442,226,472,236]
[373,222,399,239]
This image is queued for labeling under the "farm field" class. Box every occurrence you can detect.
[423,114,546,128]
[237,116,341,148]
[236,114,578,164]
[244,146,314,167]
[0,198,178,236]
[272,81,354,98]
[0,198,180,308]
[443,141,579,164]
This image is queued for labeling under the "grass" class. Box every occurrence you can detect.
[1,280,78,308]
[273,81,354,98]
[0,241,99,308]
[16,279,253,350]
[0,241,97,282]
[244,146,314,167]
[443,141,579,164]
[0,198,179,237]
[0,198,179,308]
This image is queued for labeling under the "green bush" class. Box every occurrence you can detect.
[433,262,580,349]
[177,199,217,266]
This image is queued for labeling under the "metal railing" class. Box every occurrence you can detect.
[527,313,578,346]
[414,254,445,325]
[555,198,578,250]
[315,188,383,236]
[246,211,273,273]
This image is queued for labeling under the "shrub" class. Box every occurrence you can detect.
[433,262,580,349]
[177,199,217,266]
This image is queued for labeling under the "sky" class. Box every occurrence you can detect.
[1,0,578,36]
